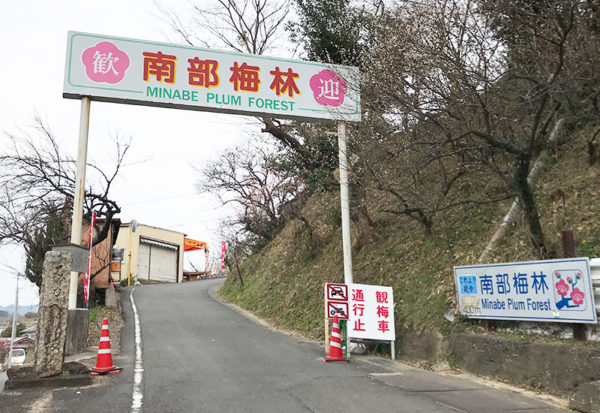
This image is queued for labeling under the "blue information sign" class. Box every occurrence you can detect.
[454,258,596,323]
[459,275,477,295]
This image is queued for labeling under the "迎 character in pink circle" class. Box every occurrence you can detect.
[309,69,347,107]
[82,42,130,84]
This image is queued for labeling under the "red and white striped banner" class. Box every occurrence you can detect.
[84,211,96,304]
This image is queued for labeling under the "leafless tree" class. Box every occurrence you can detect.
[0,117,130,247]
[359,0,600,257]
[200,142,299,248]
[218,223,248,285]
[161,0,290,54]
[161,0,330,171]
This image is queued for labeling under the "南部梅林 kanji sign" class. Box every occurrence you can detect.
[64,32,360,122]
[454,258,597,323]
[348,283,395,341]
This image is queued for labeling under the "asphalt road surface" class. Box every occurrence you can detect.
[1,279,568,412]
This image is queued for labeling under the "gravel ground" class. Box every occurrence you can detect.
[87,295,123,354]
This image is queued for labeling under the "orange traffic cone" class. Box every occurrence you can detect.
[324,315,348,363]
[90,318,121,375]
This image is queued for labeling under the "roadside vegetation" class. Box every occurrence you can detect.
[87,305,122,350]
[199,0,600,339]
[220,129,600,338]
[0,118,130,301]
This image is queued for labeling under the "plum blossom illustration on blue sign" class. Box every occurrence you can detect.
[553,269,587,311]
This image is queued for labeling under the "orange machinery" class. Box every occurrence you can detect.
[183,238,210,270]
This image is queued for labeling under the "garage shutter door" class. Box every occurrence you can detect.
[138,243,151,281]
[150,245,177,282]
[138,238,178,283]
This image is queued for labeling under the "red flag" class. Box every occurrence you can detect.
[84,211,97,304]
[221,241,226,270]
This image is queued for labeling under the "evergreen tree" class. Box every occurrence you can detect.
[1,322,26,338]
[287,0,377,67]
[24,202,69,288]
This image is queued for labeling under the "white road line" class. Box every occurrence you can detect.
[435,400,467,412]
[130,287,144,413]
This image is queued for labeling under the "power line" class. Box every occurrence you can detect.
[0,263,22,275]
[122,192,199,206]
[167,218,216,228]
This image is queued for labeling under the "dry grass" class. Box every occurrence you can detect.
[87,306,122,354]
[220,129,600,339]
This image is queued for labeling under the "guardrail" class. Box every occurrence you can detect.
[591,258,600,316]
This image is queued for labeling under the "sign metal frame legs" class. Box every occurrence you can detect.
[68,97,91,310]
[337,121,353,359]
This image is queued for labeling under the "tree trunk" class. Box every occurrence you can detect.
[479,119,564,262]
[229,252,244,287]
[421,214,433,237]
[517,178,551,258]
[589,129,599,165]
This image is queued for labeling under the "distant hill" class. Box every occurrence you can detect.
[0,304,38,316]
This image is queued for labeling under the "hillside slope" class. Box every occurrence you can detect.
[220,131,600,340]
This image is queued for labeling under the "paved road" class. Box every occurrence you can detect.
[1,279,568,412]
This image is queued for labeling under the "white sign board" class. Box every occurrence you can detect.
[454,258,597,323]
[64,31,360,122]
[348,283,395,340]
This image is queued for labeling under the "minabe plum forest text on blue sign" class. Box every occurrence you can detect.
[454,258,596,323]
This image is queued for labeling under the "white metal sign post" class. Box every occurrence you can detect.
[63,31,360,309]
[68,97,91,309]
[338,122,353,287]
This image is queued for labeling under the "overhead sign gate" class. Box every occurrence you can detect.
[63,31,361,311]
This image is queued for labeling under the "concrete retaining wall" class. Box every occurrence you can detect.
[447,333,600,397]
[396,328,600,411]
[396,327,447,361]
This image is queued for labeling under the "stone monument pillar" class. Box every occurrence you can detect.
[34,251,71,374]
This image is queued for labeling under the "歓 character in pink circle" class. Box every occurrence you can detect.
[82,41,130,84]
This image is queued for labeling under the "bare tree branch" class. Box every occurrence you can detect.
[0,118,130,247]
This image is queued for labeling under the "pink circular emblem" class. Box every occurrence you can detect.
[309,69,348,107]
[82,42,130,84]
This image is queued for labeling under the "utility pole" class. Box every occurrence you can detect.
[7,275,19,369]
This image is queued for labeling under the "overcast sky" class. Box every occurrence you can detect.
[0,1,293,305]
